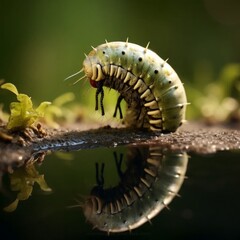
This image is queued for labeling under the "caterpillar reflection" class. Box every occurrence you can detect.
[67,40,188,132]
[82,146,188,233]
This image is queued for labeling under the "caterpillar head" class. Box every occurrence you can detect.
[83,48,106,88]
[83,55,98,88]
[82,196,111,231]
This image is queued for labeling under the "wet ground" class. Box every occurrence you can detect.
[0,122,239,172]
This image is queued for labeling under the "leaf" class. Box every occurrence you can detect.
[17,185,33,200]
[3,199,19,212]
[7,101,37,130]
[36,175,52,192]
[1,83,19,95]
[36,101,51,116]
[53,92,75,106]
[17,94,33,112]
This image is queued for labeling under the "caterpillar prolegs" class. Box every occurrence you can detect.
[71,40,188,132]
[82,146,188,233]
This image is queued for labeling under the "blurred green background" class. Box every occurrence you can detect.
[1,0,240,121]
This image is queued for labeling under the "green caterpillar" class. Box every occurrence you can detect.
[68,40,188,132]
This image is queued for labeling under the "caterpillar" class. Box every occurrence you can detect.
[66,40,188,132]
[81,146,188,233]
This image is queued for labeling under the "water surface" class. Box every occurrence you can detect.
[0,146,239,240]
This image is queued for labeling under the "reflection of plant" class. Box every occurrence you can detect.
[1,83,51,131]
[4,164,52,212]
[186,63,240,123]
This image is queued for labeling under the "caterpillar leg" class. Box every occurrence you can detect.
[113,152,124,179]
[90,162,105,196]
[95,162,105,186]
[113,95,124,119]
[95,82,105,116]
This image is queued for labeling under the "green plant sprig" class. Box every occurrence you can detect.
[1,83,51,131]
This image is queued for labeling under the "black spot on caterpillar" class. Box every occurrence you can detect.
[66,40,188,132]
[81,146,188,233]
